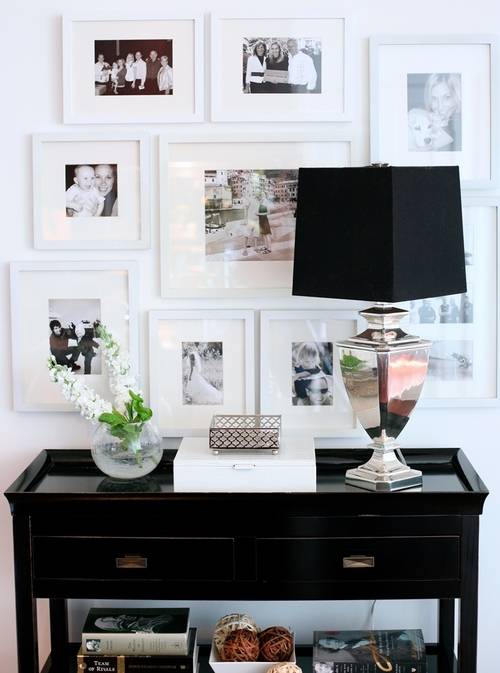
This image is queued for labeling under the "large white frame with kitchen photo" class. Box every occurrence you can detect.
[10,260,139,412]
[160,132,352,297]
[33,132,151,250]
[149,309,255,436]
[403,196,499,407]
[63,13,204,124]
[210,9,349,122]
[370,34,499,188]
[260,310,361,438]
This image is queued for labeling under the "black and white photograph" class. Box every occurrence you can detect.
[205,169,297,261]
[407,73,462,151]
[243,38,321,93]
[428,340,473,382]
[182,341,223,405]
[94,40,173,96]
[292,341,333,406]
[48,298,102,375]
[65,164,118,217]
[409,293,474,325]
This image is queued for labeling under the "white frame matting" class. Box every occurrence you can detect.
[33,132,151,250]
[63,13,204,124]
[10,260,139,412]
[149,309,255,436]
[160,132,352,297]
[260,310,361,438]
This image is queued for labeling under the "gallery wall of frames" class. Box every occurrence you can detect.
[11,11,500,438]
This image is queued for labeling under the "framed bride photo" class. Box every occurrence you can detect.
[149,309,255,436]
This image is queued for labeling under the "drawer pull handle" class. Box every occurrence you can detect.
[343,555,375,569]
[116,555,148,569]
[233,464,256,470]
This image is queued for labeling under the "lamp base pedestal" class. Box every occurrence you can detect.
[345,442,422,492]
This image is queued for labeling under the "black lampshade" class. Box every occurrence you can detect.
[292,166,466,303]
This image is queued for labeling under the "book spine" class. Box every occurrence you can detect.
[323,661,426,673]
[124,657,196,673]
[77,651,122,673]
[82,633,188,656]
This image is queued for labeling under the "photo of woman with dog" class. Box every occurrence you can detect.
[407,72,462,151]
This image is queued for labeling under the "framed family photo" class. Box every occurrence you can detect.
[211,11,349,121]
[10,261,139,412]
[160,133,351,297]
[63,14,203,124]
[260,310,360,437]
[149,310,255,436]
[370,34,499,188]
[33,133,150,249]
[404,197,499,406]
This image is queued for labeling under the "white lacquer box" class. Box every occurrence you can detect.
[173,436,316,492]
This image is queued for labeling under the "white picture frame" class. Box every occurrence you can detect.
[370,34,499,188]
[159,132,352,297]
[63,13,204,124]
[10,261,139,412]
[33,132,151,250]
[211,10,349,122]
[260,310,361,438]
[405,196,499,407]
[149,309,255,436]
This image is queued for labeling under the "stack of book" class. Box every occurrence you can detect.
[77,607,198,673]
[313,629,427,673]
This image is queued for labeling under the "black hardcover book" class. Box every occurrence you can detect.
[78,628,198,673]
[313,629,427,673]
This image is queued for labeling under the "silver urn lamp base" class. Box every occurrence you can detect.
[337,305,431,492]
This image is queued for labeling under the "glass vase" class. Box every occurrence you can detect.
[91,421,163,480]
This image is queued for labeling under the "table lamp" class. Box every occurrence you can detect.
[292,165,466,491]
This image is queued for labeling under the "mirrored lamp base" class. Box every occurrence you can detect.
[345,441,422,492]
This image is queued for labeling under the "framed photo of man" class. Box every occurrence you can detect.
[370,35,499,188]
[63,14,204,124]
[10,261,139,411]
[33,133,150,249]
[210,10,349,122]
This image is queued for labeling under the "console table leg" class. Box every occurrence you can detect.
[49,599,68,672]
[12,514,38,673]
[458,516,479,673]
[439,598,455,673]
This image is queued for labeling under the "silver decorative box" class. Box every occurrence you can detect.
[209,415,281,454]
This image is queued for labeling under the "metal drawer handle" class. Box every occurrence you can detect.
[233,464,256,470]
[116,555,148,569]
[343,555,375,569]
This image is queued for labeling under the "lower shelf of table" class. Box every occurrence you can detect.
[40,643,456,673]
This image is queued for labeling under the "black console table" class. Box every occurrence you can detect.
[5,448,488,673]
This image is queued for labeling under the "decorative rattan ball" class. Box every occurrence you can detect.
[266,664,302,673]
[214,613,259,655]
[259,627,294,662]
[221,629,260,661]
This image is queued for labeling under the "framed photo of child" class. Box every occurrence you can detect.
[370,35,499,188]
[160,132,352,297]
[260,310,361,437]
[33,133,150,249]
[10,261,139,412]
[63,14,203,124]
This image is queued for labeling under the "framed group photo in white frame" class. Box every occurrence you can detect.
[160,133,352,297]
[33,133,150,249]
[370,34,499,188]
[404,196,499,406]
[149,310,255,436]
[211,10,349,122]
[10,261,139,412]
[260,310,361,438]
[63,13,204,124]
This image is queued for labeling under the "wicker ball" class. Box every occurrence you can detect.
[214,613,259,655]
[266,665,302,673]
[259,627,294,662]
[221,629,260,661]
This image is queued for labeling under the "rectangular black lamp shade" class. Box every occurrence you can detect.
[292,166,466,303]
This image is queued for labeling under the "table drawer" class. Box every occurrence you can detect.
[33,537,235,581]
[257,536,460,582]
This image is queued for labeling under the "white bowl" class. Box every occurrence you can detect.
[209,641,296,673]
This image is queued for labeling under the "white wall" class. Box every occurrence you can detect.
[1,1,499,671]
